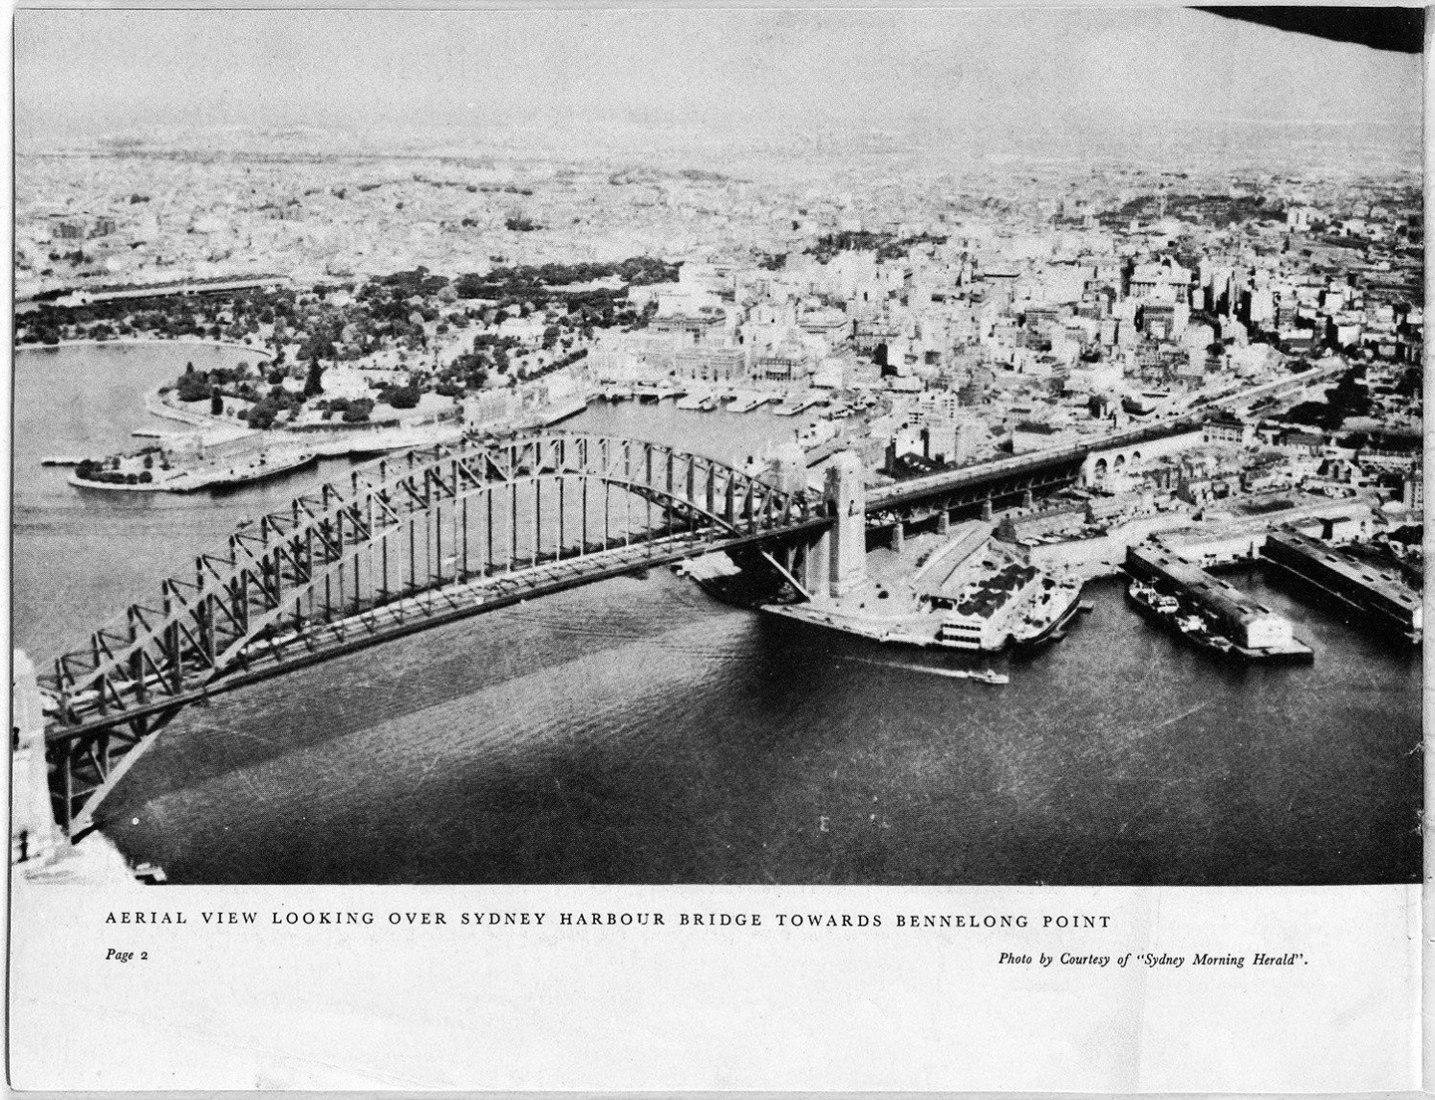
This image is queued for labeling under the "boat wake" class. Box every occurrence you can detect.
[838,655,1009,684]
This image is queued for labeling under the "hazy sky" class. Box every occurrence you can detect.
[15,7,1422,151]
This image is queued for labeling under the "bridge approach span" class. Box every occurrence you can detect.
[863,416,1209,525]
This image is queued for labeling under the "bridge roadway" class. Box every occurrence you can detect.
[44,421,1186,735]
[866,413,1205,517]
[35,363,1338,834]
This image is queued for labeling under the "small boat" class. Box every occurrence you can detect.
[971,668,1010,685]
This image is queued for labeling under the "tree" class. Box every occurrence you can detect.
[303,358,325,398]
[175,370,212,402]
[210,388,224,416]
[380,382,421,409]
[342,398,374,423]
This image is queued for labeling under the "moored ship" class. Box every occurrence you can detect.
[1124,577,1306,663]
[1126,580,1231,656]
[1008,573,1086,649]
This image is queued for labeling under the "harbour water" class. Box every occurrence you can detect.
[13,346,1423,884]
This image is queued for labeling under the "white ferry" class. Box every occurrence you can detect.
[1008,574,1086,649]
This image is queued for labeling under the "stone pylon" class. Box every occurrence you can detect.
[825,451,867,598]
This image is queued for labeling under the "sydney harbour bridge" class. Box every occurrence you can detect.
[33,418,1210,839]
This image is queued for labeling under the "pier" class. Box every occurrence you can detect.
[1262,530,1423,644]
[1125,544,1313,662]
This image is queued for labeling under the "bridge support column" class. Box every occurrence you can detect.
[825,451,867,599]
[937,510,950,535]
[891,521,905,553]
[981,498,993,521]
[1022,489,1034,509]
[797,531,831,595]
[11,652,64,868]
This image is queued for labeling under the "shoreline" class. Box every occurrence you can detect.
[68,449,320,494]
[15,336,269,358]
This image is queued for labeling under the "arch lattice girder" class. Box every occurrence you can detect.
[39,432,814,734]
[209,469,746,676]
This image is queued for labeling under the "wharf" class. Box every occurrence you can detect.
[1125,544,1314,663]
[518,395,589,430]
[632,385,684,404]
[761,525,1085,655]
[773,396,822,417]
[725,393,772,414]
[1262,530,1422,644]
[764,602,946,648]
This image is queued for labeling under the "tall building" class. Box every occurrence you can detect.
[673,346,747,382]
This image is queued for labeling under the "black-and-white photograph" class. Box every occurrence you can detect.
[11,5,1424,888]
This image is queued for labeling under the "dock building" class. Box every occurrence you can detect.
[1262,530,1423,642]
[932,560,1042,650]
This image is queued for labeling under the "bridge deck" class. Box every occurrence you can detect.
[34,378,1334,834]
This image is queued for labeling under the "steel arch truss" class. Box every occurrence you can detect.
[37,432,817,833]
